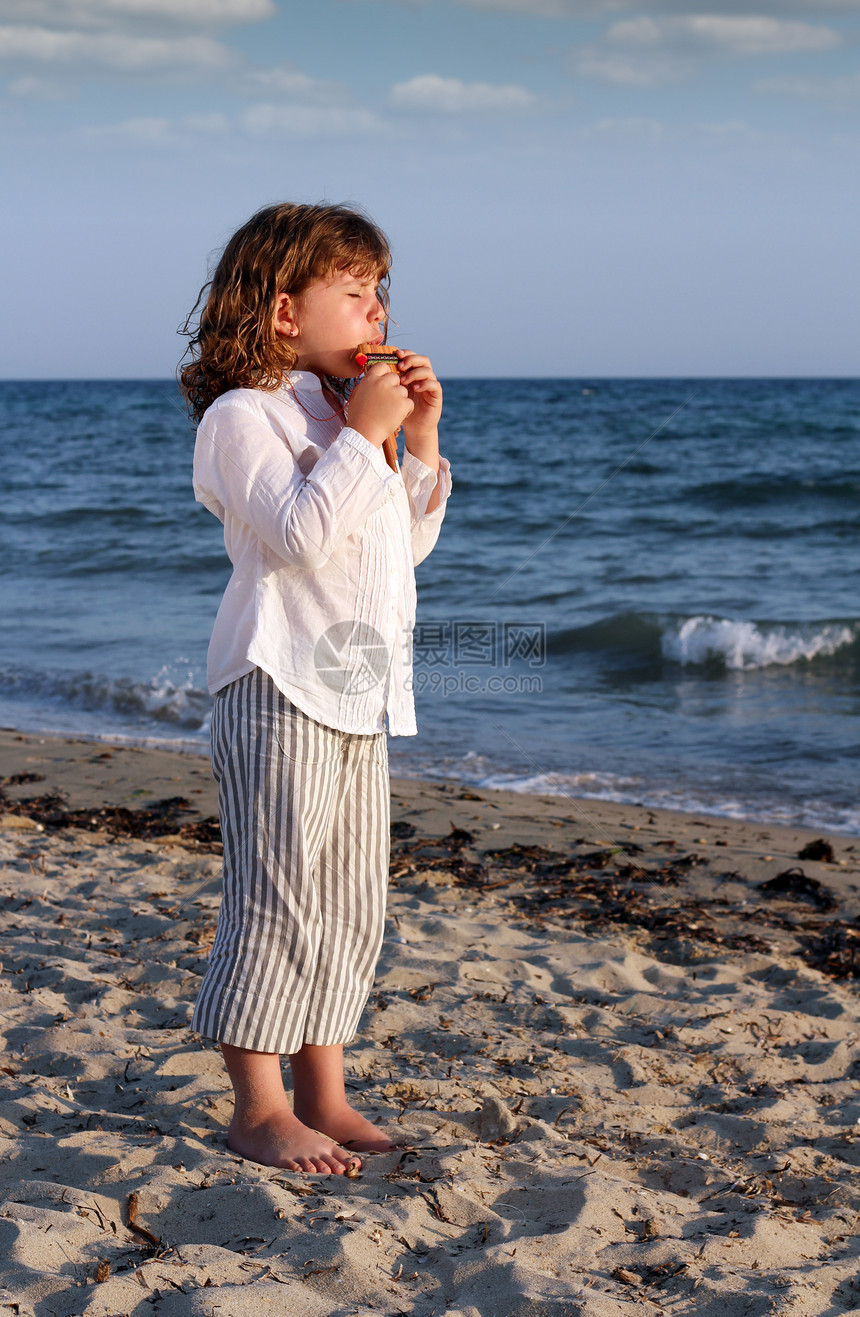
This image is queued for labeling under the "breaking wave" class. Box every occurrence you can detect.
[548,612,858,672]
[660,616,857,670]
[0,665,211,732]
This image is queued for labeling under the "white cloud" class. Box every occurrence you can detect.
[697,118,755,135]
[491,0,857,12]
[389,73,534,113]
[584,114,664,136]
[82,99,384,146]
[573,48,692,86]
[0,1,273,25]
[362,0,860,13]
[240,101,385,138]
[243,66,352,105]
[608,15,842,57]
[184,110,228,130]
[0,0,267,82]
[755,71,860,101]
[7,74,69,96]
[86,113,173,140]
[236,67,386,136]
[571,13,843,87]
[455,0,585,12]
[0,23,231,67]
[84,109,230,142]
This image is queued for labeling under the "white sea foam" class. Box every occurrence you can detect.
[0,664,211,733]
[660,616,856,670]
[388,757,860,836]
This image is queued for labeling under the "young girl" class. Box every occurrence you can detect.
[179,202,452,1175]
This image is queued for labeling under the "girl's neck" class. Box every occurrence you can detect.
[321,381,341,410]
[283,373,349,424]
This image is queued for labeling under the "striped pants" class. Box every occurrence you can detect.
[191,667,390,1055]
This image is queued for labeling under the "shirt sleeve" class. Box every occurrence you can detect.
[400,449,453,567]
[193,401,400,571]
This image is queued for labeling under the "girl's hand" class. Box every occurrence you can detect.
[395,350,443,441]
[348,363,414,449]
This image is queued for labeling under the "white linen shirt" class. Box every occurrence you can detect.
[192,371,452,736]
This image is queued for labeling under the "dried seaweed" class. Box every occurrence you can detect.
[800,921,860,980]
[512,876,771,956]
[758,867,837,911]
[0,772,45,788]
[6,778,857,982]
[390,821,860,979]
[0,786,223,852]
[798,838,835,863]
[389,826,490,886]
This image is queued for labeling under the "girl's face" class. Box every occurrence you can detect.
[282,268,386,379]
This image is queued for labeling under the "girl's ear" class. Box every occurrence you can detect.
[273,292,298,340]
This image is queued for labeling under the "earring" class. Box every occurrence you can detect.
[291,328,298,337]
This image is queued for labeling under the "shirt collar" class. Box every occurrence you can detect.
[283,370,324,395]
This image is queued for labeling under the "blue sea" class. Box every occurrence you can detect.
[1,378,858,833]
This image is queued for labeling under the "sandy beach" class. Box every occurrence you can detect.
[1,728,859,1316]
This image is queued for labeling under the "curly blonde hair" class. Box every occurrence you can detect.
[178,202,391,422]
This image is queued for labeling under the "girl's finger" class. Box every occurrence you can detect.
[399,366,437,386]
[396,353,431,370]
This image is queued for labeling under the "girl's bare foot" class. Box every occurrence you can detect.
[227,1105,361,1174]
[294,1100,399,1152]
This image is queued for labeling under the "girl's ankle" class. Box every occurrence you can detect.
[230,1099,296,1130]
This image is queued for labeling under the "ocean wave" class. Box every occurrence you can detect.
[547,612,858,671]
[661,616,857,670]
[685,474,860,508]
[548,613,660,659]
[0,665,211,730]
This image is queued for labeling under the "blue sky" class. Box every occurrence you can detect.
[2,0,859,377]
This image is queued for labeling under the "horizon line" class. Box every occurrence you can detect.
[1,373,859,384]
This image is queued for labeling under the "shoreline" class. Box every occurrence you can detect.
[1,722,859,847]
[2,727,859,1314]
[1,724,858,838]
[3,725,859,982]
